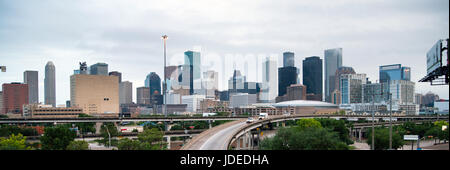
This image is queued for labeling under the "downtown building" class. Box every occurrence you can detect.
[331,66,356,105]
[70,74,119,116]
[90,62,109,75]
[119,81,133,105]
[45,61,56,107]
[324,48,343,103]
[276,84,307,103]
[260,57,278,103]
[23,70,39,104]
[1,83,28,114]
[302,56,322,101]
[136,87,150,105]
[278,52,298,97]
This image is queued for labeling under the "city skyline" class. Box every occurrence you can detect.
[0,0,449,105]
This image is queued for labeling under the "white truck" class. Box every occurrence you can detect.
[258,113,268,120]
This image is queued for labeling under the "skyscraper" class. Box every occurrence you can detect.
[136,87,150,105]
[23,70,39,104]
[339,73,366,104]
[90,63,108,75]
[283,52,295,67]
[119,81,133,104]
[185,51,201,94]
[45,61,56,107]
[261,57,278,103]
[109,71,122,83]
[2,83,28,114]
[145,72,161,96]
[70,74,119,115]
[302,56,322,101]
[325,48,343,102]
[379,64,411,83]
[278,66,298,97]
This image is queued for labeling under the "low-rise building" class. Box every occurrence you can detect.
[23,104,83,118]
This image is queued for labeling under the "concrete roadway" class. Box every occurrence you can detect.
[182,119,247,150]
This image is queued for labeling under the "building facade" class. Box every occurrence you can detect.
[379,64,411,83]
[324,48,342,102]
[339,73,366,104]
[45,61,56,107]
[109,71,122,83]
[2,83,28,114]
[260,57,278,103]
[136,87,150,105]
[70,74,119,115]
[283,52,295,67]
[90,63,109,75]
[302,56,322,101]
[23,70,39,104]
[278,66,298,97]
[119,81,133,104]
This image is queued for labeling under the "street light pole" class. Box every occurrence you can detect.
[162,35,168,118]
[372,95,375,150]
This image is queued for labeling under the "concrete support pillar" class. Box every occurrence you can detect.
[358,128,362,142]
[95,122,102,134]
[167,136,171,150]
[282,121,286,127]
[208,120,212,129]
[236,136,240,150]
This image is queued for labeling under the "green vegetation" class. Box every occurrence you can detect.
[315,118,353,145]
[117,128,165,150]
[0,125,38,137]
[99,123,120,147]
[0,133,32,150]
[78,113,93,117]
[0,114,8,118]
[40,125,76,150]
[260,119,350,150]
[366,127,404,150]
[66,140,89,150]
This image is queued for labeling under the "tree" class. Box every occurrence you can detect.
[118,138,142,150]
[100,123,119,147]
[366,127,404,150]
[137,128,165,150]
[315,118,353,145]
[66,140,89,150]
[260,127,349,150]
[296,119,322,130]
[0,133,32,150]
[40,125,76,150]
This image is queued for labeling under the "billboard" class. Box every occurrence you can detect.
[426,40,442,74]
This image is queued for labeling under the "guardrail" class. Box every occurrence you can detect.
[225,114,446,149]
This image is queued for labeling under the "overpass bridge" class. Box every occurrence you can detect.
[180,114,446,150]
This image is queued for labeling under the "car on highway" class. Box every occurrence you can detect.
[246,117,254,123]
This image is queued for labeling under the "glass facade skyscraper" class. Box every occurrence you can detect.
[44,61,56,107]
[302,56,322,99]
[283,52,295,67]
[379,64,411,83]
[325,48,343,102]
[23,70,39,104]
[90,63,108,75]
[278,66,298,97]
[185,51,201,95]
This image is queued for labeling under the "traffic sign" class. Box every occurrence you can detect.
[403,135,419,140]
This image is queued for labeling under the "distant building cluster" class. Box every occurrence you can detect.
[1,46,447,118]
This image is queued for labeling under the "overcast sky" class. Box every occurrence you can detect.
[0,0,449,105]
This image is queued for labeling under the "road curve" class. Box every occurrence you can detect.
[181,119,246,150]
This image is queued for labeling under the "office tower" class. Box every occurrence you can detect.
[389,80,415,105]
[325,48,343,102]
[165,65,179,91]
[283,52,295,67]
[145,72,161,96]
[45,61,56,107]
[70,74,119,115]
[23,70,39,104]
[414,93,423,106]
[181,95,206,113]
[379,64,411,83]
[286,84,307,101]
[339,73,366,104]
[228,70,246,95]
[201,70,218,98]
[422,92,439,107]
[119,81,133,104]
[261,57,278,103]
[2,83,28,114]
[136,87,150,105]
[0,91,3,114]
[362,82,389,104]
[278,66,298,97]
[230,93,257,108]
[185,51,201,94]
[109,71,122,83]
[66,100,71,107]
[332,66,356,104]
[90,63,108,75]
[302,56,322,101]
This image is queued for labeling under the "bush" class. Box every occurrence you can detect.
[66,140,89,150]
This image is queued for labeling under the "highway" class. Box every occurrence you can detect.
[199,122,247,150]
